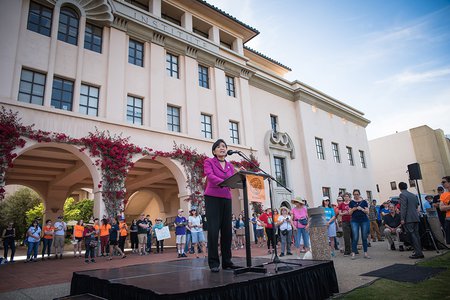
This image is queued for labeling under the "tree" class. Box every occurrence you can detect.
[26,203,44,225]
[0,187,42,240]
[63,197,94,222]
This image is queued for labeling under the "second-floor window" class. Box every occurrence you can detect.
[27,1,53,37]
[84,23,102,53]
[359,150,367,168]
[127,95,143,125]
[229,121,240,144]
[332,142,340,163]
[51,77,74,111]
[18,69,46,105]
[166,53,179,78]
[270,115,278,132]
[58,7,79,45]
[322,187,331,199]
[201,114,212,139]
[198,65,209,88]
[79,84,99,116]
[347,146,354,166]
[226,75,235,97]
[129,39,144,67]
[315,137,325,160]
[167,105,180,132]
[274,156,286,187]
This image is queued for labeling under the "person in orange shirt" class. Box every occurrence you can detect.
[99,218,111,257]
[41,219,54,260]
[73,220,84,258]
[439,176,450,244]
[118,217,128,253]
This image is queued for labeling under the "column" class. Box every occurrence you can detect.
[308,207,331,260]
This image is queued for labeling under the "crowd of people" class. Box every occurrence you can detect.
[1,176,449,265]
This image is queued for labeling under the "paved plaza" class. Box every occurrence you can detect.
[0,241,446,299]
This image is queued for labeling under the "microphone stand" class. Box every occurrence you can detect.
[234,151,302,272]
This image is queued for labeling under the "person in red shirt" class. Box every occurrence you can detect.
[439,176,450,244]
[338,192,352,256]
[259,208,275,254]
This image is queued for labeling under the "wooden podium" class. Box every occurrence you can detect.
[219,170,269,275]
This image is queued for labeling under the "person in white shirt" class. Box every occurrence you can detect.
[188,208,205,258]
[53,215,67,259]
[276,207,295,256]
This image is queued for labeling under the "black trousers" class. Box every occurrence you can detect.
[119,236,126,252]
[156,239,164,252]
[205,195,232,269]
[265,228,275,250]
[3,239,15,260]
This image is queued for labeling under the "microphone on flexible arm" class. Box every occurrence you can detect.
[226,149,241,155]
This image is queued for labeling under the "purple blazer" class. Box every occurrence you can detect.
[204,157,235,199]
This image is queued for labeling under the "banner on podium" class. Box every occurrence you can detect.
[246,174,265,203]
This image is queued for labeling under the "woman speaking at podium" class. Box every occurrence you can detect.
[204,139,237,272]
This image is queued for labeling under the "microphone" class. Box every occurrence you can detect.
[226,149,240,155]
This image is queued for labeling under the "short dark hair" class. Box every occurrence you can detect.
[399,182,408,190]
[442,176,450,182]
[212,139,227,156]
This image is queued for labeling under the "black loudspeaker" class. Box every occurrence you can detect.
[408,163,422,180]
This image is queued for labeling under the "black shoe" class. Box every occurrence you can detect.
[210,267,220,273]
[409,254,424,259]
[177,253,181,258]
[181,253,187,257]
[399,245,405,252]
[91,259,96,263]
[368,242,372,247]
[286,252,293,256]
[391,244,396,251]
[223,263,240,270]
[280,253,285,257]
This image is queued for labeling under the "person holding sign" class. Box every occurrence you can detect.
[153,217,166,253]
[204,139,238,272]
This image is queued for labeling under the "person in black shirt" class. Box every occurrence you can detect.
[383,204,402,250]
[136,214,149,255]
[433,186,445,228]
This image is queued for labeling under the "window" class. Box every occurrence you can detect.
[315,138,325,160]
[166,53,179,78]
[226,75,235,97]
[167,105,180,132]
[79,84,99,116]
[409,179,416,187]
[229,121,240,144]
[322,187,331,199]
[127,95,143,125]
[18,69,46,105]
[347,146,354,166]
[128,39,144,67]
[27,1,53,36]
[84,23,102,53]
[51,77,74,111]
[198,65,209,88]
[359,150,367,168]
[270,115,278,132]
[201,114,212,139]
[376,184,380,193]
[339,188,346,196]
[390,181,397,190]
[332,142,341,163]
[58,7,79,45]
[274,156,286,187]
[125,0,149,11]
[366,191,372,200]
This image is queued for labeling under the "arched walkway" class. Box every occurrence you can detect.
[6,140,100,221]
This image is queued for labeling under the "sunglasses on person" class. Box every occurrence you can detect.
[442,181,448,185]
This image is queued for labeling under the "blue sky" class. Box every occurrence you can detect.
[207,0,450,140]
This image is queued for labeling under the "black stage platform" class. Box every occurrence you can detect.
[70,257,338,300]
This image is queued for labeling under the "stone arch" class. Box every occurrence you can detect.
[7,140,101,220]
[46,0,114,24]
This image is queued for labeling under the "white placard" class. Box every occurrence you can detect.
[155,226,171,241]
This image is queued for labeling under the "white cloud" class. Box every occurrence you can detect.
[376,67,450,85]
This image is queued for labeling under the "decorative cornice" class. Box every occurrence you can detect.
[264,130,296,159]
[215,58,226,70]
[46,0,113,25]
[244,46,291,71]
[185,46,198,58]
[112,15,127,30]
[152,32,165,46]
[240,68,253,80]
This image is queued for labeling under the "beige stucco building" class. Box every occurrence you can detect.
[0,0,375,224]
[369,125,450,202]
